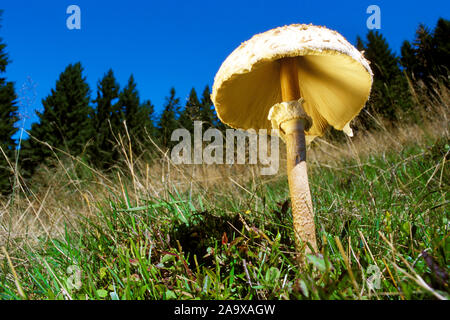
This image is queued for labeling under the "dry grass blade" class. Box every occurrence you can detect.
[1,246,27,299]
[378,232,447,300]
[334,236,359,295]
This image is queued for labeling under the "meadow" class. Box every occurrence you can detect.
[0,82,448,300]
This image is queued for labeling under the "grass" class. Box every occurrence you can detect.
[0,132,448,300]
[0,82,449,300]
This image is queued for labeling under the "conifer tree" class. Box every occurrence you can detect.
[199,85,216,128]
[91,69,122,169]
[433,18,450,77]
[400,40,417,77]
[118,75,156,150]
[139,99,157,141]
[158,87,180,148]
[357,30,411,124]
[401,18,449,85]
[199,85,226,131]
[20,62,93,177]
[413,25,435,81]
[0,11,19,193]
[119,75,140,136]
[178,87,200,133]
[356,36,365,52]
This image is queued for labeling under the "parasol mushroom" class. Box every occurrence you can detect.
[211,24,373,264]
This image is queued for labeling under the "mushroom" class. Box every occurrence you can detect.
[211,24,373,263]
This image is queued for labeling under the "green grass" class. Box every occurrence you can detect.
[0,136,448,300]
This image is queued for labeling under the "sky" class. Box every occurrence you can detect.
[1,0,449,140]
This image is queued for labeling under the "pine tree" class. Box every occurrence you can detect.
[364,31,401,83]
[178,87,200,133]
[433,18,450,78]
[118,75,156,151]
[91,69,122,169]
[0,10,19,193]
[200,85,226,131]
[178,86,222,133]
[400,40,417,78]
[20,62,93,177]
[199,85,215,127]
[119,75,140,136]
[413,24,436,81]
[356,36,365,52]
[158,87,180,148]
[139,99,157,141]
[401,18,449,85]
[357,30,411,125]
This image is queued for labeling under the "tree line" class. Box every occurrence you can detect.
[0,10,448,194]
[18,65,221,175]
[355,18,449,128]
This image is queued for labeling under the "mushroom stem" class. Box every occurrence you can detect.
[280,57,301,101]
[280,57,302,100]
[281,118,318,259]
[278,57,318,262]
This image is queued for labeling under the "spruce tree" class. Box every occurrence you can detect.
[118,75,156,151]
[356,36,365,52]
[400,40,417,78]
[200,85,226,131]
[91,69,122,169]
[199,85,214,127]
[413,24,436,81]
[401,18,449,85]
[0,11,19,193]
[139,99,157,141]
[178,87,200,133]
[158,87,180,148]
[119,75,140,136]
[357,30,411,125]
[20,62,93,177]
[433,18,450,78]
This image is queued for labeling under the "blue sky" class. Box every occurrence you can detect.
[1,0,448,140]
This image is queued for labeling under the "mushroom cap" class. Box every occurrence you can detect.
[211,24,373,142]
